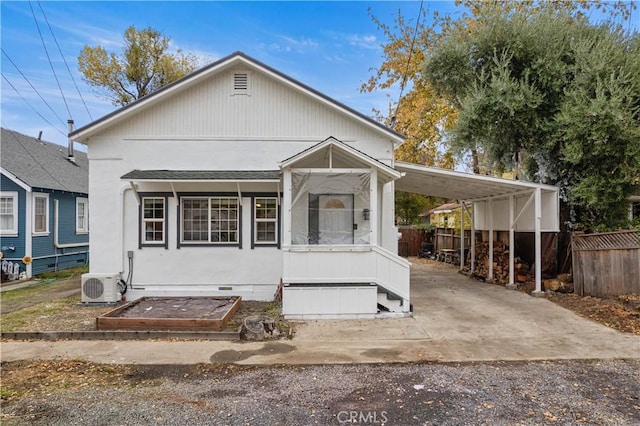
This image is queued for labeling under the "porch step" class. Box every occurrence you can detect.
[377,286,404,313]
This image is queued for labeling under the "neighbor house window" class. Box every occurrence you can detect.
[142,197,165,244]
[181,197,239,244]
[76,198,88,233]
[33,194,49,234]
[0,192,18,235]
[254,197,278,245]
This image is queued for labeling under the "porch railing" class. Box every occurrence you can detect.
[282,245,410,305]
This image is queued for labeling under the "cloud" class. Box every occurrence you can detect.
[260,35,319,53]
[346,34,378,50]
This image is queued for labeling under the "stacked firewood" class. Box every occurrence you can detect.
[471,242,530,285]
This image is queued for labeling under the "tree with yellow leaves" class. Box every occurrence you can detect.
[78,26,198,106]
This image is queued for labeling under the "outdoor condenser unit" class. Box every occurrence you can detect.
[81,273,122,303]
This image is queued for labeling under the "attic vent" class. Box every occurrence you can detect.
[233,72,249,93]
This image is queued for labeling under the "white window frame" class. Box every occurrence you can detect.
[0,191,18,236]
[181,196,239,245]
[254,197,278,245]
[76,197,89,234]
[141,197,165,245]
[33,193,49,235]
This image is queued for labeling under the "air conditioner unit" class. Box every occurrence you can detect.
[81,273,122,303]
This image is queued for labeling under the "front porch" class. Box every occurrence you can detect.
[279,137,411,319]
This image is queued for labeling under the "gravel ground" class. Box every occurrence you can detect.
[2,359,639,425]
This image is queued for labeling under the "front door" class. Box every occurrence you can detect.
[309,194,354,244]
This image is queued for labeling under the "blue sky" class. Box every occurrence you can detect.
[1,1,460,148]
[1,1,637,149]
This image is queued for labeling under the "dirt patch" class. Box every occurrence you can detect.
[546,292,640,335]
[1,280,289,337]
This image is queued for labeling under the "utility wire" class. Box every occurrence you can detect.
[29,1,73,121]
[37,1,93,121]
[1,48,67,128]
[392,0,424,128]
[2,74,67,137]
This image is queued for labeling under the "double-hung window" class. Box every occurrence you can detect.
[0,192,18,235]
[33,194,49,234]
[254,197,278,245]
[76,198,89,233]
[142,197,165,245]
[182,197,239,244]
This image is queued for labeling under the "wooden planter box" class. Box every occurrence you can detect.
[97,296,241,331]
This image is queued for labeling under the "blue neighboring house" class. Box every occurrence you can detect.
[1,127,89,279]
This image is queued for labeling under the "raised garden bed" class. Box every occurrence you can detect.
[97,296,241,331]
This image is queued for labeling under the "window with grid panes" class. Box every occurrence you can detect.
[254,197,277,244]
[182,197,238,244]
[142,197,165,243]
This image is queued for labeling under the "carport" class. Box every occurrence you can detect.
[395,162,560,294]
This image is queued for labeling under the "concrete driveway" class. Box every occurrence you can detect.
[1,261,638,364]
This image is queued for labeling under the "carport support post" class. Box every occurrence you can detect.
[488,199,494,282]
[506,195,516,289]
[459,200,464,270]
[533,187,544,296]
[470,202,475,273]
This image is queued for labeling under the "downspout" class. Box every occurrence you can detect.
[54,199,89,248]
[25,188,32,278]
[120,184,135,274]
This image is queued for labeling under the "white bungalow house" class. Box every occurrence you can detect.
[70,52,410,319]
[70,52,559,319]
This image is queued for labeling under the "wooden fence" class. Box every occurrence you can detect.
[398,227,428,257]
[572,230,640,297]
[434,228,471,253]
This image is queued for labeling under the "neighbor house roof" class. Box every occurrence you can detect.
[429,202,460,214]
[1,128,88,194]
[69,51,405,145]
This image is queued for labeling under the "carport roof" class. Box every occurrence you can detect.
[395,162,558,201]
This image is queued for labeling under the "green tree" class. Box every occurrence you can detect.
[78,26,198,106]
[395,192,443,225]
[362,9,456,168]
[365,1,635,173]
[423,7,640,230]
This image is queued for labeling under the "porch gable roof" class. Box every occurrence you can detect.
[280,136,401,181]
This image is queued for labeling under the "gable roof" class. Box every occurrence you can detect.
[69,51,405,145]
[280,136,401,181]
[1,128,88,194]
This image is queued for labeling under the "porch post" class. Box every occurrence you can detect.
[282,168,292,247]
[507,194,516,289]
[533,187,544,296]
[369,167,378,246]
